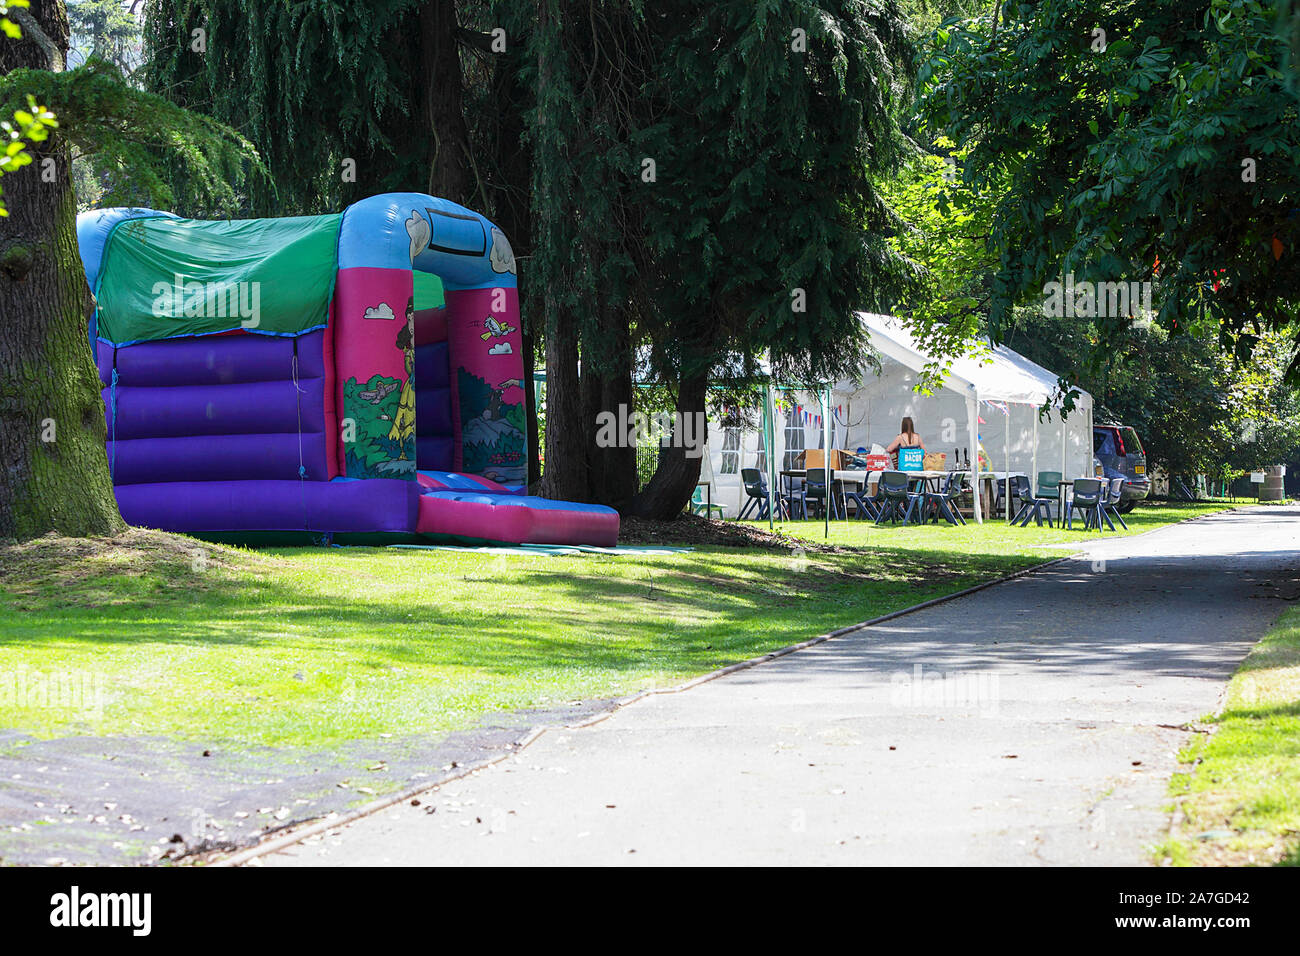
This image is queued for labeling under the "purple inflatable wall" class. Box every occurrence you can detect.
[98,331,329,484]
[96,330,412,533]
[414,307,453,472]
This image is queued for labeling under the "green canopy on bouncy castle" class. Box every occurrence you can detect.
[94,214,344,345]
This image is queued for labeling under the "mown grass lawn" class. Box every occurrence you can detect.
[743,499,1230,554]
[0,501,1233,750]
[1157,603,1300,867]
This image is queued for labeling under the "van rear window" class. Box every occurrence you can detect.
[1119,427,1144,455]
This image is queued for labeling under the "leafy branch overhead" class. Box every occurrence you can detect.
[0,0,57,217]
[0,57,264,215]
[918,0,1300,378]
[883,139,995,394]
[0,92,55,216]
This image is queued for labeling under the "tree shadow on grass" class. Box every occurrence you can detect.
[1,531,1039,682]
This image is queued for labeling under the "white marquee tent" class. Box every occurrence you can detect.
[703,312,1095,525]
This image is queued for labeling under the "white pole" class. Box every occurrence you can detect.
[1060,415,1067,478]
[1060,413,1067,522]
[967,392,983,524]
[1087,402,1094,471]
[1032,410,1039,497]
[1004,406,1011,524]
[764,382,776,530]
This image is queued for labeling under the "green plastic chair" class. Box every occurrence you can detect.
[1036,469,1064,521]
[690,485,725,519]
[1036,470,1063,499]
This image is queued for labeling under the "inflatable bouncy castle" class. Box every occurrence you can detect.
[76,193,619,546]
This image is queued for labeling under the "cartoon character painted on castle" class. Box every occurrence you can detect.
[388,296,417,455]
[341,292,416,479]
[489,227,516,275]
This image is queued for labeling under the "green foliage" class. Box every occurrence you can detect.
[1224,334,1300,473]
[515,0,646,382]
[68,0,142,76]
[66,0,145,208]
[142,0,436,215]
[519,0,917,392]
[919,0,1300,378]
[0,93,56,217]
[631,385,682,492]
[0,57,262,215]
[1006,308,1300,479]
[1280,0,1300,93]
[895,0,983,37]
[0,0,57,218]
[634,0,916,386]
[883,139,995,391]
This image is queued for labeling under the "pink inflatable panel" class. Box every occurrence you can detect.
[416,487,620,547]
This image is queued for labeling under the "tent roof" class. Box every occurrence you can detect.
[838,312,1092,409]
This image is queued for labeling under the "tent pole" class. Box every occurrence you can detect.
[1004,407,1011,524]
[823,387,831,539]
[1033,410,1039,495]
[764,382,776,530]
[1060,415,1066,479]
[1087,402,1094,470]
[967,393,983,524]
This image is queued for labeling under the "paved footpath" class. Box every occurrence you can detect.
[260,506,1299,866]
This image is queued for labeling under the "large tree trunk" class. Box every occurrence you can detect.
[482,35,540,487]
[0,0,124,540]
[582,366,637,511]
[539,301,588,501]
[518,306,541,491]
[581,302,637,510]
[533,0,587,502]
[420,0,476,206]
[628,370,708,518]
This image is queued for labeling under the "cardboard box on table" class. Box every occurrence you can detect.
[802,448,853,470]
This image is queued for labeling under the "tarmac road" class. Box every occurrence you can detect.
[258,506,1299,866]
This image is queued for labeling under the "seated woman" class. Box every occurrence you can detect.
[885,416,925,468]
